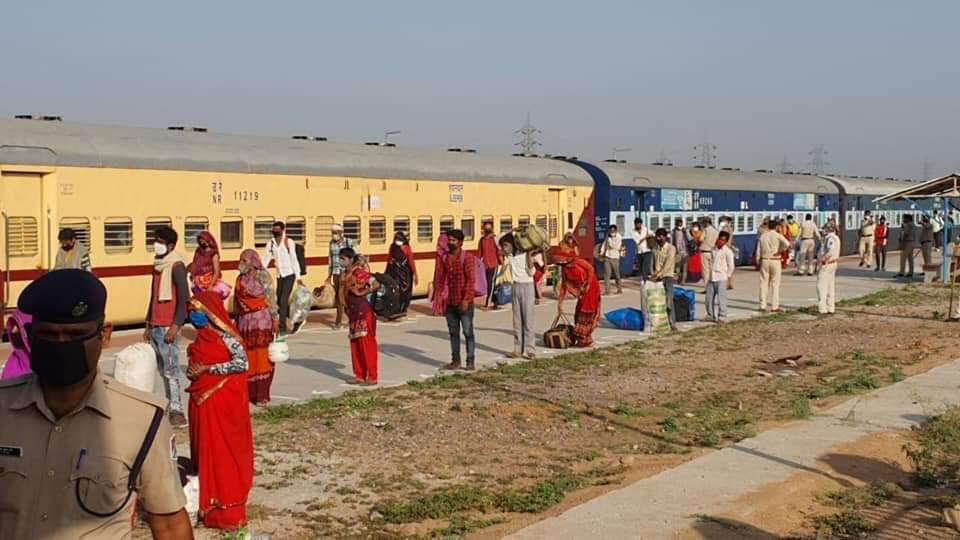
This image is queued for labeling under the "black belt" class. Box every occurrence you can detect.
[801,237,814,240]
[861,234,873,237]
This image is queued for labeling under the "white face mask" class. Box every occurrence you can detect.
[395,241,404,247]
[154,242,168,256]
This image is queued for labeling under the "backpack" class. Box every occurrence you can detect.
[294,242,307,276]
[447,251,487,298]
[372,272,404,318]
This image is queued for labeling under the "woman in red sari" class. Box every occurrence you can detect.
[234,249,279,405]
[339,248,381,385]
[551,246,601,347]
[186,292,254,532]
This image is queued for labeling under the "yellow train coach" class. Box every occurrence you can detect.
[0,117,594,324]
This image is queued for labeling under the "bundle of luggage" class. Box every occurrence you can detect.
[512,224,550,253]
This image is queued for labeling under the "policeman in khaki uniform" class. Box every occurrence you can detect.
[818,223,842,314]
[796,213,820,276]
[0,270,192,539]
[858,210,876,268]
[757,221,791,312]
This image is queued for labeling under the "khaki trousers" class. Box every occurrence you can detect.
[700,251,714,283]
[858,236,875,266]
[899,242,915,275]
[817,263,837,314]
[799,239,816,274]
[759,258,782,310]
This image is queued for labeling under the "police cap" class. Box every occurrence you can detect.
[18,269,107,324]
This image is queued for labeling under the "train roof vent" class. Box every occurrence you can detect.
[754,169,771,173]
[464,149,477,153]
[885,177,895,181]
[191,127,207,133]
[552,155,567,160]
[512,153,524,157]
[15,114,63,121]
[364,142,381,146]
[447,148,462,152]
[721,167,734,171]
[604,159,619,163]
[694,165,706,169]
[784,171,794,175]
[167,126,185,131]
[292,135,309,140]
[313,136,327,141]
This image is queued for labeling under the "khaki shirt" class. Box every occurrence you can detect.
[860,216,875,237]
[652,243,677,279]
[699,226,719,253]
[0,373,186,540]
[758,230,791,259]
[800,221,819,240]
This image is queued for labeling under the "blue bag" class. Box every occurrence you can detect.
[495,283,513,306]
[674,287,696,322]
[604,307,645,331]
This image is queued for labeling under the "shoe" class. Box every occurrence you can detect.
[443,362,462,370]
[895,273,904,277]
[506,352,522,359]
[906,273,914,278]
[807,273,814,277]
[169,411,188,428]
[859,261,864,267]
[291,320,305,335]
[359,380,378,386]
[345,377,363,385]
[332,323,344,330]
[464,362,476,371]
[522,353,536,360]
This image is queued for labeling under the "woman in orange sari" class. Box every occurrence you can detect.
[234,249,279,405]
[186,292,254,532]
[551,246,601,347]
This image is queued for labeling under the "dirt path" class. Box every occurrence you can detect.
[179,285,960,539]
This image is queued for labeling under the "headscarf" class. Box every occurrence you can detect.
[239,249,266,297]
[550,245,577,265]
[389,242,406,263]
[436,232,449,260]
[189,231,220,276]
[187,292,243,370]
[0,310,32,380]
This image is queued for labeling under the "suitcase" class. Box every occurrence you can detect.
[514,224,549,253]
[673,287,696,322]
[543,313,574,349]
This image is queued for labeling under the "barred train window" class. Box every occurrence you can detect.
[535,215,548,231]
[254,217,275,248]
[184,218,208,248]
[369,216,386,244]
[59,217,90,248]
[499,215,512,234]
[286,216,306,244]
[315,216,334,247]
[104,218,133,254]
[7,217,38,257]
[145,217,172,250]
[417,216,433,242]
[549,215,558,238]
[746,214,755,232]
[440,216,455,233]
[518,215,530,228]
[736,215,746,233]
[220,218,243,249]
[343,216,361,243]
[393,216,410,239]
[461,216,475,241]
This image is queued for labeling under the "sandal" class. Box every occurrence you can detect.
[345,377,363,385]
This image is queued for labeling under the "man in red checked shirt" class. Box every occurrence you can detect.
[444,229,477,370]
[478,221,503,310]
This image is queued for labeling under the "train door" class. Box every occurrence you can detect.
[0,171,45,310]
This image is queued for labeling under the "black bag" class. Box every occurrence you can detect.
[674,294,692,322]
[294,242,307,276]
[372,272,403,318]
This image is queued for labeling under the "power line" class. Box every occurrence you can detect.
[808,144,829,175]
[514,112,541,155]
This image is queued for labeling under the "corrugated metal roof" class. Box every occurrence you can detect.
[0,119,593,186]
[595,162,840,194]
[819,175,919,196]
[873,174,960,202]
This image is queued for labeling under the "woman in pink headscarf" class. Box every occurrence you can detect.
[1,310,32,380]
[189,231,231,299]
[430,232,450,316]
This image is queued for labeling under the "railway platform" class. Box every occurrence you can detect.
[72,250,936,404]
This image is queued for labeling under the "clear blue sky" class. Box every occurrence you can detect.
[2,0,957,178]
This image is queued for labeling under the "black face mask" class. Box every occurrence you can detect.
[448,243,458,252]
[61,243,74,252]
[30,327,99,387]
[273,231,283,239]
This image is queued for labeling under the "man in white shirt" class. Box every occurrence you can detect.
[708,231,735,323]
[500,236,536,359]
[263,221,302,334]
[818,223,842,314]
[632,218,653,280]
[600,225,625,295]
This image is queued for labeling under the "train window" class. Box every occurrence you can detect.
[315,216,334,247]
[499,215,512,234]
[286,217,306,244]
[518,215,530,228]
[461,216,475,241]
[7,217,39,257]
[440,216,455,233]
[535,215,548,231]
[736,214,746,233]
[845,212,855,231]
[183,218,209,248]
[417,216,433,243]
[746,214,755,233]
[615,197,622,211]
[369,217,386,244]
[549,215,559,238]
[254,217,275,248]
[393,216,410,239]
[104,218,133,254]
[59,217,91,248]
[220,218,243,249]
[145,218,172,250]
[895,212,902,227]
[343,216,361,243]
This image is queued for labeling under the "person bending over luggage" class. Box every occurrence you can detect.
[551,245,601,347]
[340,248,380,385]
